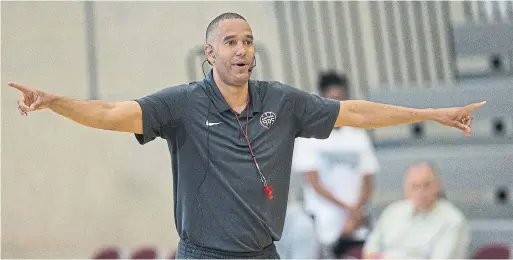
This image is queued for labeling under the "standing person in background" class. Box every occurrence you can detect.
[292,72,380,258]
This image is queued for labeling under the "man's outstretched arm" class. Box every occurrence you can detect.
[9,82,143,134]
[335,100,486,135]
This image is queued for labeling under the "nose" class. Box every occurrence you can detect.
[235,41,246,56]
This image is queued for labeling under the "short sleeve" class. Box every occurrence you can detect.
[285,85,340,139]
[357,130,380,175]
[134,85,188,145]
[292,138,318,174]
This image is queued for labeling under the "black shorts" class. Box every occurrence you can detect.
[332,236,365,258]
[176,239,281,259]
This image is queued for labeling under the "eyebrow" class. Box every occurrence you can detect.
[222,34,254,42]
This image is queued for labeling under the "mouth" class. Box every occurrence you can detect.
[233,62,249,68]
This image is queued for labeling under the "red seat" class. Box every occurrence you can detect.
[343,245,363,259]
[131,246,158,259]
[92,246,121,259]
[473,244,511,259]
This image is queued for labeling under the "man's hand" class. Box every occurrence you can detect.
[341,204,365,236]
[431,101,486,136]
[336,100,487,135]
[9,82,56,116]
[8,81,143,133]
[348,205,364,223]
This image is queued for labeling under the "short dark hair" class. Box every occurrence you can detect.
[318,71,349,97]
[206,12,247,43]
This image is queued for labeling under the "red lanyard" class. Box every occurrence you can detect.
[232,99,273,200]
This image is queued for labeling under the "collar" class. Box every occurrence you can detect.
[203,69,262,116]
[408,200,440,218]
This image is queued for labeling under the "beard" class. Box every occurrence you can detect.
[215,63,252,87]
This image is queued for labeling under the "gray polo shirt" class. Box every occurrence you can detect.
[134,70,340,253]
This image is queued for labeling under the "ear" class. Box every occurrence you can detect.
[403,179,411,199]
[434,178,442,195]
[205,44,215,65]
[404,185,410,199]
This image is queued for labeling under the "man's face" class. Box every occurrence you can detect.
[323,85,346,101]
[208,19,255,87]
[404,163,440,212]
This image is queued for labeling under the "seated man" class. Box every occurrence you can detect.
[363,162,470,259]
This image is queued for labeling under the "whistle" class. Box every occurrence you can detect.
[264,185,273,200]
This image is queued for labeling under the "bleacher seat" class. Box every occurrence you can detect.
[92,246,121,259]
[342,245,363,259]
[130,246,158,259]
[372,143,513,219]
[368,77,513,144]
[473,243,511,259]
[452,23,513,77]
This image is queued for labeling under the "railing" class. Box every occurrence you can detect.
[273,1,513,97]
[274,1,455,98]
[460,0,513,24]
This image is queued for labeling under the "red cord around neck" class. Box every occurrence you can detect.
[232,98,273,200]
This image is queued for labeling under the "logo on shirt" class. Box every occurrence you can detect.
[260,111,276,129]
[206,121,222,127]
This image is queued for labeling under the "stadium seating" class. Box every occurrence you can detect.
[472,243,511,259]
[130,246,158,259]
[92,246,121,259]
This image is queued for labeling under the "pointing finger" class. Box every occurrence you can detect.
[464,101,486,112]
[8,82,30,93]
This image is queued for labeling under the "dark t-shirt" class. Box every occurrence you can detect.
[134,70,340,252]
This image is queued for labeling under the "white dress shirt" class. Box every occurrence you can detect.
[363,199,470,259]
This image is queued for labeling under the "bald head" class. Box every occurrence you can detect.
[206,12,247,44]
[404,162,441,212]
[405,162,438,181]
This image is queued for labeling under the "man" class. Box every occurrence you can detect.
[363,162,470,259]
[292,72,379,258]
[9,12,483,259]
